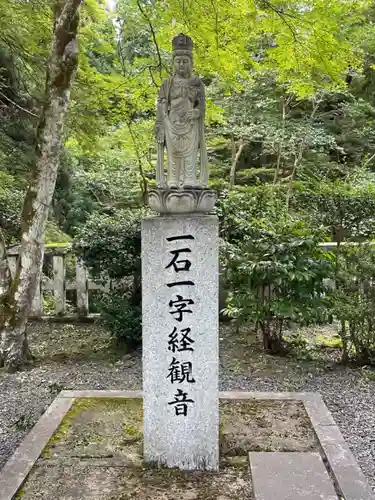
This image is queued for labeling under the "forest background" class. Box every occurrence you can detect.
[2,0,375,366]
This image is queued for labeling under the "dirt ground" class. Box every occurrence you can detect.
[15,397,319,499]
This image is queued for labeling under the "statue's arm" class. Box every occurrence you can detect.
[188,79,205,120]
[198,80,208,186]
[198,80,206,119]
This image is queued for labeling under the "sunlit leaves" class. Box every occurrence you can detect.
[113,0,371,98]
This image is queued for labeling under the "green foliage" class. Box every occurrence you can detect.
[98,289,142,350]
[296,173,375,241]
[73,209,144,280]
[73,209,146,347]
[315,334,343,349]
[116,0,368,97]
[44,221,71,245]
[330,244,375,365]
[218,186,287,244]
[43,291,56,316]
[2,0,375,365]
[222,200,333,353]
[0,171,23,243]
[58,131,148,235]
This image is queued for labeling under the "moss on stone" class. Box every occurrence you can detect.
[42,397,143,458]
[14,487,26,499]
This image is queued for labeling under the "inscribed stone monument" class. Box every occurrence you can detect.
[142,34,219,471]
[142,216,219,470]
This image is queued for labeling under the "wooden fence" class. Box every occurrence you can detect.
[6,244,109,318]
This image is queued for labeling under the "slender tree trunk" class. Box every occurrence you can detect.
[0,230,11,300]
[126,120,148,203]
[273,97,287,184]
[229,137,245,189]
[0,0,82,371]
[285,98,320,211]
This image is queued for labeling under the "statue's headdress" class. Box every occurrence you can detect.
[172,33,193,57]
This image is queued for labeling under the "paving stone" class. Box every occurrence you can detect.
[219,391,311,400]
[0,396,73,500]
[249,452,338,500]
[59,390,143,398]
[314,424,375,500]
[303,394,336,427]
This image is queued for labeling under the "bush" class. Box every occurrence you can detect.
[223,215,333,353]
[99,287,141,349]
[0,172,23,243]
[331,244,375,365]
[295,177,375,242]
[73,208,146,347]
[217,186,286,245]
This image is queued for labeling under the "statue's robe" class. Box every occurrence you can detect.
[156,75,208,187]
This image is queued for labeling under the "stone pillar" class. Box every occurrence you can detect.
[142,215,219,471]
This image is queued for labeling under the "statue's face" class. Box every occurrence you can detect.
[173,55,192,77]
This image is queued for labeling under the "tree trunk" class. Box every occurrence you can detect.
[0,230,11,300]
[229,137,245,189]
[0,0,82,371]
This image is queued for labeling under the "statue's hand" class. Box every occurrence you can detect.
[187,109,201,120]
[156,129,165,144]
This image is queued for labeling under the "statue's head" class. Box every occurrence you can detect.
[172,33,193,77]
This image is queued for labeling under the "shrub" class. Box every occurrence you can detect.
[73,208,146,347]
[217,186,286,245]
[295,178,375,242]
[217,186,287,316]
[0,172,23,243]
[99,286,142,350]
[330,244,375,365]
[223,215,333,354]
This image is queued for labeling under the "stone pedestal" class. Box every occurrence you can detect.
[142,215,219,471]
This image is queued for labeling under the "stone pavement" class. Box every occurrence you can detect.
[0,391,374,500]
[250,452,338,500]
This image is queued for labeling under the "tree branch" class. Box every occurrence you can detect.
[0,90,38,118]
[259,0,298,42]
[126,120,148,203]
[362,152,375,169]
[136,0,164,79]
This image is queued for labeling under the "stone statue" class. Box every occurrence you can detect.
[148,34,215,214]
[155,34,208,189]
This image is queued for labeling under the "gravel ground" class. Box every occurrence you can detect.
[0,322,374,492]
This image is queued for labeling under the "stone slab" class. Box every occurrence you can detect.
[142,215,219,470]
[220,391,314,400]
[0,396,73,500]
[314,424,375,500]
[59,390,143,399]
[249,452,338,500]
[303,394,336,427]
[61,390,314,400]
